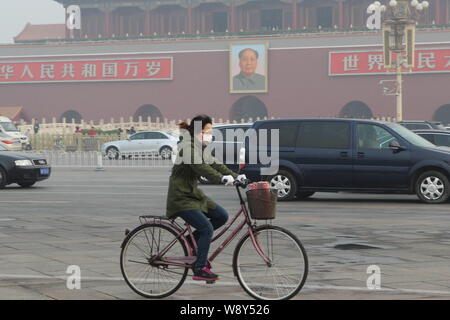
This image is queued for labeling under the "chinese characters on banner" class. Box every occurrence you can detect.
[0,57,173,84]
[329,48,450,76]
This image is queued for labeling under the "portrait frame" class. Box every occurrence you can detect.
[229,42,268,94]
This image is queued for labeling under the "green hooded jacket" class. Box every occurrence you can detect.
[166,138,238,218]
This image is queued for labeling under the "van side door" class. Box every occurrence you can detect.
[353,123,411,189]
[295,121,353,188]
[256,121,300,169]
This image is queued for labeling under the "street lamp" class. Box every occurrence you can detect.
[369,0,429,121]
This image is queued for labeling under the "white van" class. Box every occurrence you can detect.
[0,116,30,148]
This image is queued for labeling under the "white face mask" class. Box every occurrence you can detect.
[202,133,213,144]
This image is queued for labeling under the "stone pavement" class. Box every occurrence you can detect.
[1,168,450,300]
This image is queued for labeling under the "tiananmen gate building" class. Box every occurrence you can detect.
[1,0,450,124]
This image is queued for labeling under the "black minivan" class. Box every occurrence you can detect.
[242,118,450,204]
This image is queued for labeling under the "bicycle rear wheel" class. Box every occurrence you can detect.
[120,223,189,298]
[233,225,308,300]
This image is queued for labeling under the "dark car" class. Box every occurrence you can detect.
[413,130,450,148]
[242,118,450,204]
[0,145,51,188]
[398,120,447,131]
[211,123,252,171]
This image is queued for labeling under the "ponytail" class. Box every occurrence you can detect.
[178,115,212,137]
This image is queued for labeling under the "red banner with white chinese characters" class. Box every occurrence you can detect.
[329,48,450,76]
[0,57,173,84]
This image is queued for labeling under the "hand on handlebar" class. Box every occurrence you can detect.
[221,175,235,186]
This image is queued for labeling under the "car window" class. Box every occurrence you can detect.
[0,145,7,151]
[259,122,299,148]
[418,133,435,144]
[130,133,146,140]
[219,127,250,143]
[297,122,350,149]
[143,132,158,139]
[387,123,435,148]
[403,123,430,130]
[357,124,396,149]
[434,134,450,147]
[150,132,168,139]
[0,122,19,132]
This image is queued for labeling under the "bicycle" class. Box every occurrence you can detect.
[120,180,308,300]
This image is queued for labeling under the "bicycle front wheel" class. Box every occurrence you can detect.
[120,223,189,299]
[233,225,308,300]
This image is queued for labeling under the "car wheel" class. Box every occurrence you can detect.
[415,171,450,204]
[268,169,297,201]
[18,182,36,188]
[297,191,315,200]
[160,146,172,160]
[106,146,120,160]
[0,167,7,189]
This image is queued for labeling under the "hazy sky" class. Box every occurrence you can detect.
[0,0,65,44]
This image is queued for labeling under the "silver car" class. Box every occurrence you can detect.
[101,130,178,159]
[0,132,22,151]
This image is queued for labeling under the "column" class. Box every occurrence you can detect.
[349,0,353,27]
[187,3,193,33]
[292,0,298,29]
[435,0,441,25]
[445,0,449,24]
[103,9,111,37]
[230,2,236,32]
[65,9,70,39]
[305,7,309,28]
[201,10,205,33]
[338,0,344,28]
[144,9,151,35]
[160,12,165,34]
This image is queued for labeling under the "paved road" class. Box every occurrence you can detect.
[1,167,450,300]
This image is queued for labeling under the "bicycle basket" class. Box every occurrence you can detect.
[246,188,277,220]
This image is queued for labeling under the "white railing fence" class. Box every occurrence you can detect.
[25,151,174,168]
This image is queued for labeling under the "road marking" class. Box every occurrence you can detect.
[0,200,70,203]
[42,185,165,188]
[278,203,450,211]
[1,274,450,296]
[0,191,166,195]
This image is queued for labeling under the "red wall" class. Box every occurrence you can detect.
[1,43,449,122]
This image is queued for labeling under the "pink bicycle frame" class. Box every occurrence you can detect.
[149,183,271,267]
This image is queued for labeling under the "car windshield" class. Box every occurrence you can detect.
[0,122,19,132]
[387,123,436,148]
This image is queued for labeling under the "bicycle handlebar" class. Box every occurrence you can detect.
[234,179,252,188]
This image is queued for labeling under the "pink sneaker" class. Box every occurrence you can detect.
[192,267,219,281]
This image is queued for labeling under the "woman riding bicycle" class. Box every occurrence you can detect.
[166,114,246,281]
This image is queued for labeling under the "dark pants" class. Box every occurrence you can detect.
[177,205,229,269]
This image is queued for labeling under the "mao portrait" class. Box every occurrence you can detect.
[230,43,268,93]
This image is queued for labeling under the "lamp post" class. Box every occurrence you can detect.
[369,0,429,121]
